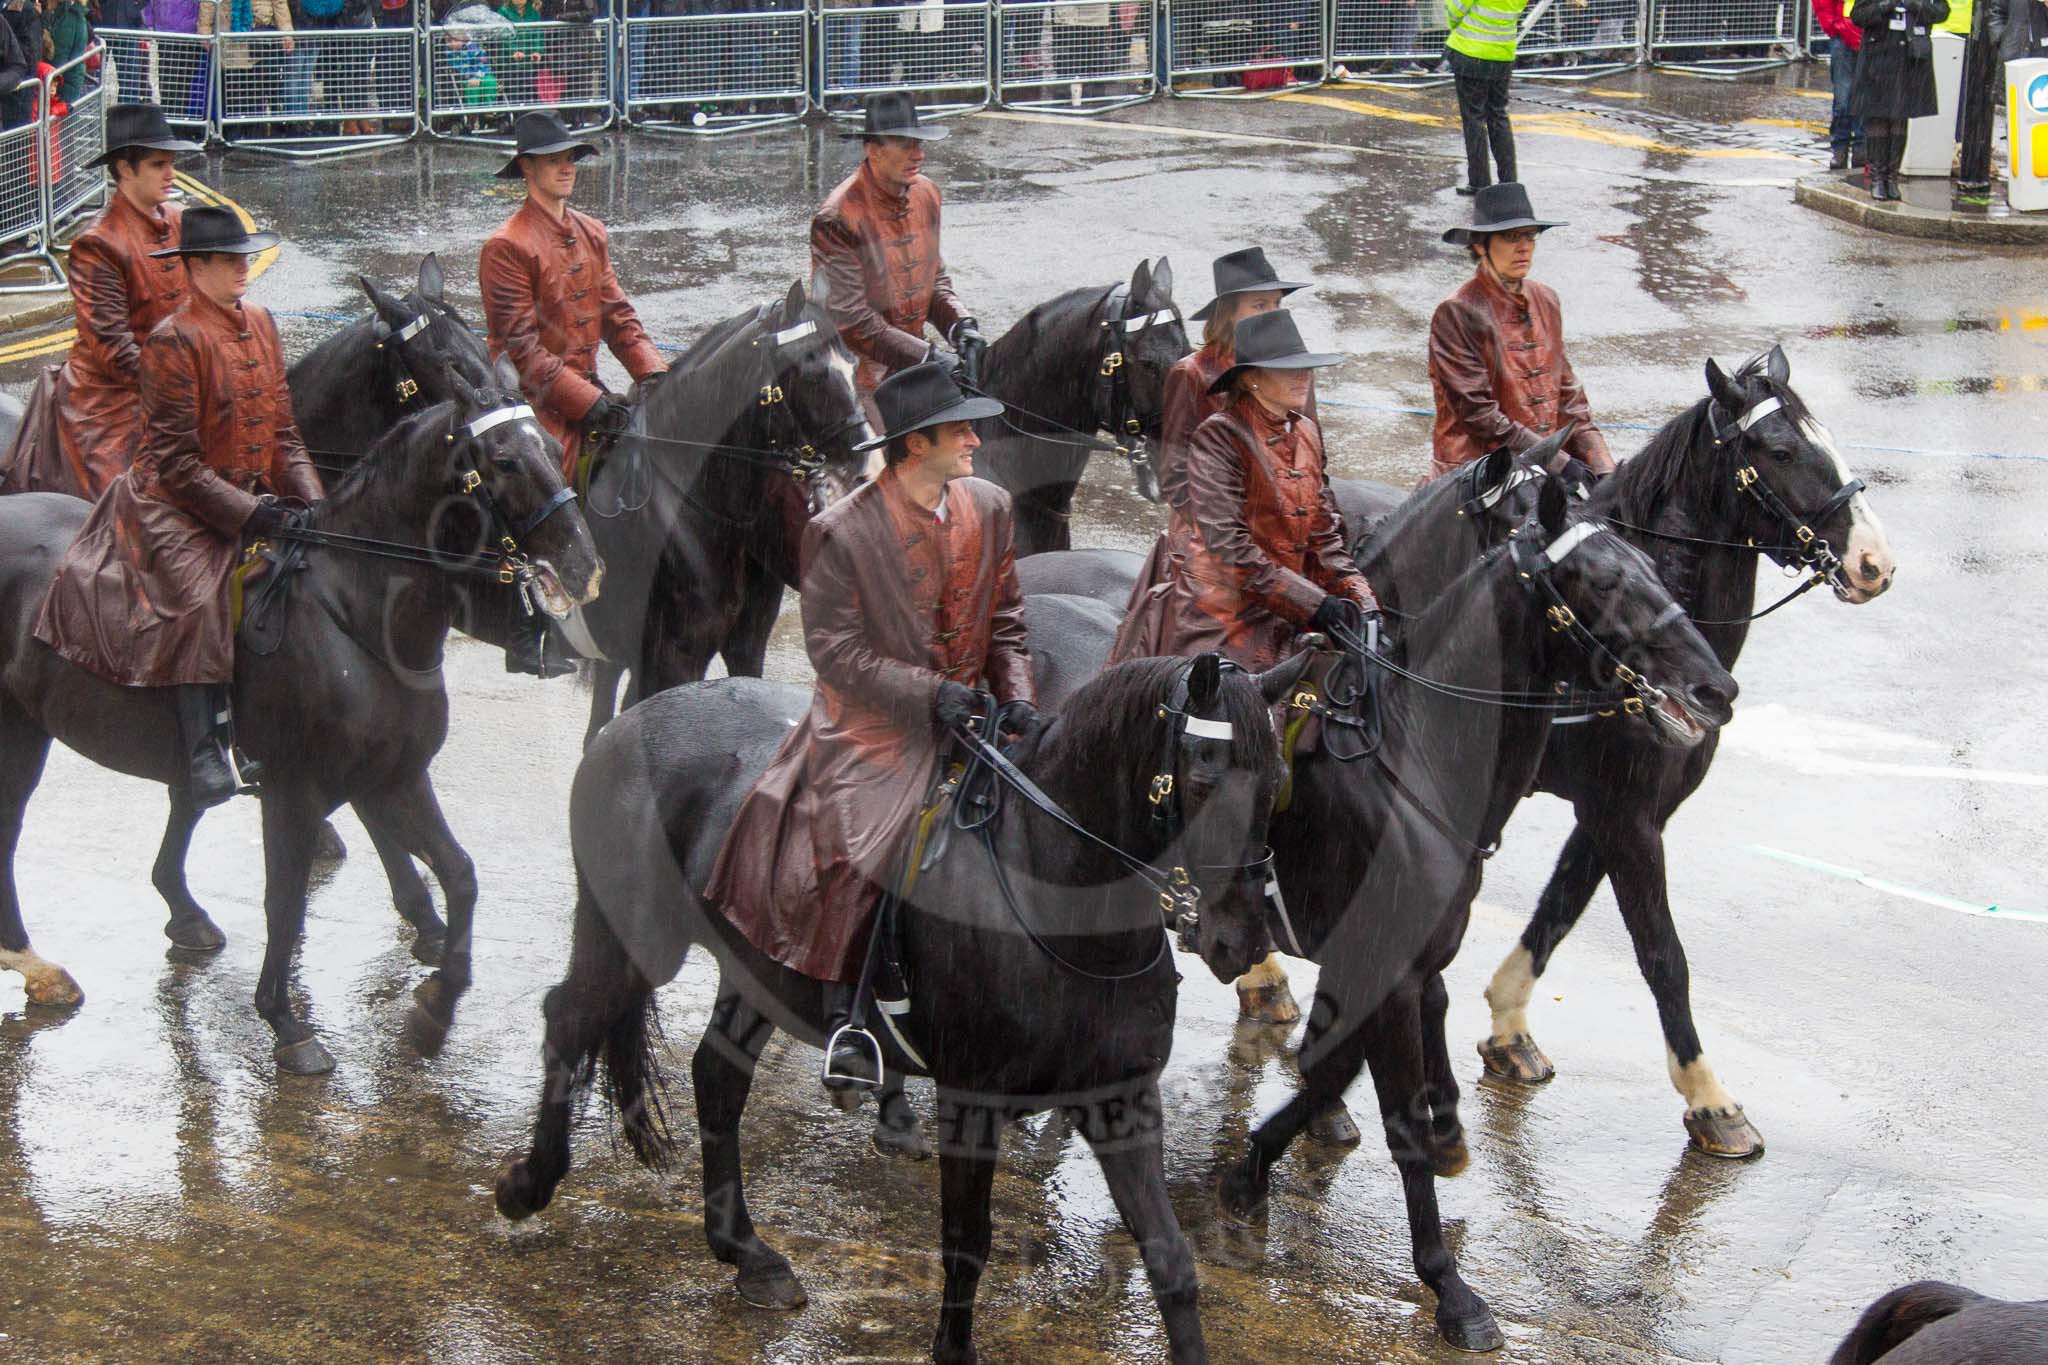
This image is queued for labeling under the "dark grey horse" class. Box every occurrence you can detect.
[0,380,600,1075]
[495,654,1302,1364]
[1832,1282,2048,1364]
[972,259,1185,556]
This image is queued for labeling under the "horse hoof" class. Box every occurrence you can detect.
[1433,1138,1471,1179]
[873,1114,933,1161]
[1477,1034,1555,1086]
[274,1037,336,1075]
[735,1255,808,1311]
[1685,1105,1765,1160]
[23,970,85,1009]
[1236,981,1301,1025]
[1307,1103,1362,1148]
[494,1157,551,1221]
[1438,1304,1505,1353]
[1216,1163,1267,1222]
[826,1084,865,1114]
[410,932,446,968]
[312,819,348,863]
[164,915,226,952]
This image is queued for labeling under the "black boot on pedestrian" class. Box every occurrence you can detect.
[174,685,238,811]
[1829,145,1849,171]
[820,980,884,1093]
[504,619,576,678]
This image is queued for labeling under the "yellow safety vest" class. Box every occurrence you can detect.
[1446,0,1528,62]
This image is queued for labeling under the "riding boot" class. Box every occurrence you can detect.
[820,980,883,1092]
[173,685,238,810]
[504,617,577,679]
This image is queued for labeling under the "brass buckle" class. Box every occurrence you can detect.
[460,469,481,493]
[1612,663,1639,686]
[1735,466,1759,489]
[1171,865,1191,887]
[1795,524,1815,545]
[395,377,419,402]
[1622,695,1646,716]
[1546,603,1576,632]
[497,559,517,585]
[1148,773,1173,805]
[1290,689,1318,711]
[758,384,784,406]
[1099,350,1124,377]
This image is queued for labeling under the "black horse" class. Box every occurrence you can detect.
[1831,1282,2048,1364]
[0,379,600,1072]
[972,259,1186,556]
[1215,472,1737,1349]
[1462,351,1894,1159]
[495,653,1302,1364]
[538,282,872,748]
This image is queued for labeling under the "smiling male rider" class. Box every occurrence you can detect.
[1427,183,1613,486]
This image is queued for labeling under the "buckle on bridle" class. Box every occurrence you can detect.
[461,469,482,493]
[1735,465,1759,489]
[395,377,419,402]
[758,384,784,406]
[1546,604,1576,632]
[1100,350,1124,377]
[1148,773,1173,805]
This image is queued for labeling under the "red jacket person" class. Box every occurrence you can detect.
[34,206,322,809]
[0,105,203,498]
[810,92,985,428]
[1428,183,1612,485]
[707,360,1034,1088]
[1112,309,1378,673]
[478,110,665,676]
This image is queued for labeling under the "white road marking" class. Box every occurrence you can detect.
[1720,703,2048,788]
[1748,844,2047,924]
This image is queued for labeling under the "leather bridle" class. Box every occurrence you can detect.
[1705,391,1865,595]
[1093,282,1183,492]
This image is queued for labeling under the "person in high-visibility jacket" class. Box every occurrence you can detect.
[1445,0,1528,195]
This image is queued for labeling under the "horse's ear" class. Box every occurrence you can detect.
[1187,653,1222,713]
[782,278,806,326]
[417,253,445,302]
[1764,343,1789,387]
[493,355,520,394]
[1256,648,1315,705]
[1704,357,1744,414]
[1537,469,1569,537]
[1480,444,1513,497]
[1522,422,1573,474]
[446,366,478,410]
[1151,256,1173,303]
[359,275,404,322]
[1130,258,1152,307]
[808,266,831,312]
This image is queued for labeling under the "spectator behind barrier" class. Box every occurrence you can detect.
[93,0,150,105]
[497,0,544,106]
[2,0,43,129]
[46,0,84,103]
[0,11,25,130]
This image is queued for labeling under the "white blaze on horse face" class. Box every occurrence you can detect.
[1801,418,1896,601]
[1483,944,1539,1041]
[1667,1048,1739,1116]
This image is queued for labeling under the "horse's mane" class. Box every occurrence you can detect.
[1606,353,1812,529]
[1037,655,1280,821]
[316,401,453,519]
[669,304,767,376]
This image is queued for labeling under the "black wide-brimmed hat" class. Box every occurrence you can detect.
[148,203,278,258]
[840,90,950,142]
[1442,182,1566,244]
[493,111,599,179]
[1189,246,1311,323]
[87,104,204,167]
[1206,309,1343,395]
[853,360,1003,453]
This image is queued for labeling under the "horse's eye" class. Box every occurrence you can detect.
[1770,447,1794,464]
[491,455,516,474]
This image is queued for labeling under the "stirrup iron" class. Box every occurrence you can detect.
[822,1023,885,1089]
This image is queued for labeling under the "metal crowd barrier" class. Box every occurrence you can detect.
[1513,0,1644,78]
[994,0,1156,114]
[818,0,994,119]
[0,81,64,293]
[624,9,808,136]
[1328,0,1449,82]
[44,47,112,238]
[1647,0,1804,75]
[427,18,615,139]
[214,26,418,156]
[1166,0,1326,97]
[97,28,213,134]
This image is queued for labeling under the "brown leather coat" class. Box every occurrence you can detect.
[1427,270,1612,482]
[34,293,321,688]
[1157,342,1317,519]
[1112,396,1375,672]
[707,470,1034,982]
[0,197,186,499]
[479,197,666,477]
[810,162,966,404]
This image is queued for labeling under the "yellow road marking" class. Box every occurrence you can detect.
[0,172,273,364]
[1282,88,1805,162]
[1586,87,1648,98]
[1744,115,1830,133]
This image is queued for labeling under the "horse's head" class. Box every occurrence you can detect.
[1359,441,1550,616]
[1516,477,1737,748]
[1703,346,1895,603]
[440,371,603,616]
[1101,258,1189,503]
[359,254,501,409]
[759,275,875,513]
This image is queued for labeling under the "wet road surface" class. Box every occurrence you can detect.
[3,70,2047,1363]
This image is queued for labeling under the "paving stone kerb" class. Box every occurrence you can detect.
[1795,174,2048,246]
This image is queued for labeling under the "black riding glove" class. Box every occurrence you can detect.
[934,680,980,737]
[948,318,987,392]
[582,394,631,440]
[998,701,1049,753]
[243,495,289,538]
[1311,595,1364,637]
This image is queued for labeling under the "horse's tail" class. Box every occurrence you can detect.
[1829,1281,1985,1365]
[599,962,679,1173]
